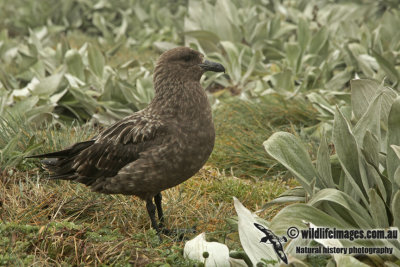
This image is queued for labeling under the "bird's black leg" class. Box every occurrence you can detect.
[146,198,161,233]
[154,192,164,228]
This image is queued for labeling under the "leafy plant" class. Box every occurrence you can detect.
[0,28,155,126]
[262,79,400,265]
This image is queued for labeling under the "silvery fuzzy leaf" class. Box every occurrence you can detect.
[234,197,280,266]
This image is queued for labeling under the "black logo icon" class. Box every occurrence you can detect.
[254,223,288,264]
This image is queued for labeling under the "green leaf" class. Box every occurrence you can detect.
[362,132,388,201]
[335,255,369,267]
[353,93,381,147]
[392,191,400,229]
[306,92,335,116]
[285,42,300,69]
[394,167,400,188]
[372,49,400,85]
[390,145,400,161]
[233,197,278,265]
[88,44,105,78]
[184,30,220,52]
[350,79,386,121]
[362,131,380,167]
[263,132,317,195]
[309,26,328,54]
[325,70,351,91]
[387,97,400,195]
[297,18,310,52]
[31,73,64,96]
[270,204,348,235]
[8,96,39,116]
[333,107,368,206]
[261,187,306,209]
[65,49,85,81]
[368,189,389,228]
[220,41,241,82]
[316,136,335,188]
[308,189,373,228]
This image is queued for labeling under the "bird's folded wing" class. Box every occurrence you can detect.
[35,114,168,183]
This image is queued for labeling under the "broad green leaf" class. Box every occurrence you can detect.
[306,92,335,116]
[351,79,381,121]
[8,95,39,116]
[390,145,400,161]
[309,26,328,54]
[357,54,378,77]
[392,191,400,229]
[65,49,85,81]
[380,87,398,129]
[263,132,317,195]
[261,187,306,210]
[49,88,68,104]
[270,69,294,92]
[297,18,310,52]
[308,189,373,228]
[368,189,389,228]
[325,70,351,91]
[333,107,368,205]
[316,136,335,188]
[88,44,105,78]
[387,97,400,195]
[216,0,239,25]
[270,204,348,235]
[394,167,400,188]
[353,93,381,147]
[219,41,240,82]
[153,41,177,51]
[184,30,220,52]
[285,42,300,69]
[92,13,112,40]
[362,131,379,167]
[309,223,368,267]
[64,73,85,88]
[31,73,63,96]
[351,80,397,129]
[335,255,369,267]
[233,197,279,266]
[362,133,387,200]
[372,49,400,85]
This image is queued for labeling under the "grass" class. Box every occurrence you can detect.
[0,115,99,170]
[210,94,319,179]
[0,165,296,266]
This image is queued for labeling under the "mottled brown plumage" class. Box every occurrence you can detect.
[28,47,225,233]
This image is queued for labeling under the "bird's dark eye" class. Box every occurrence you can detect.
[183,55,192,62]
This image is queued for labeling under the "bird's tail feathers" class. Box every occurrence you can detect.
[26,140,95,159]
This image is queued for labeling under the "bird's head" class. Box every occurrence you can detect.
[154,47,225,84]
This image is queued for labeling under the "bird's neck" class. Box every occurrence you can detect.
[149,80,212,121]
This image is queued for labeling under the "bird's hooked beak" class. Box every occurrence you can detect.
[198,59,225,73]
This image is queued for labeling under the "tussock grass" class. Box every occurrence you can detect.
[0,166,295,266]
[0,115,99,170]
[210,94,318,179]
